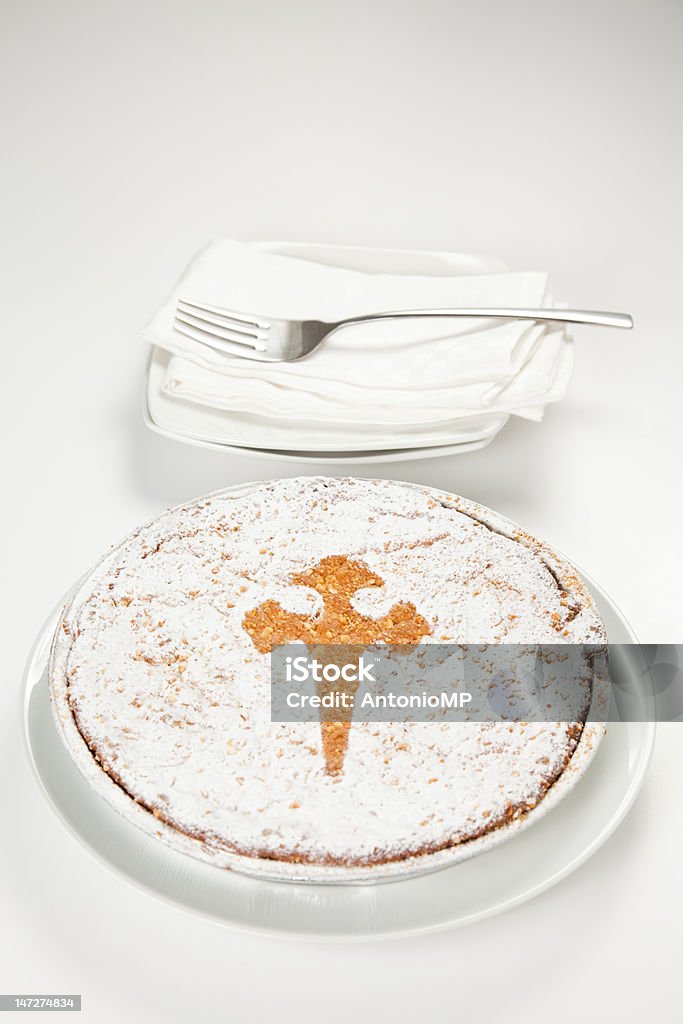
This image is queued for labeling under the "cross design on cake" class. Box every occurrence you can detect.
[243,555,431,775]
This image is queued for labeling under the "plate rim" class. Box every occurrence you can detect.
[22,570,655,940]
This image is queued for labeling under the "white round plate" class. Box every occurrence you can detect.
[23,573,654,940]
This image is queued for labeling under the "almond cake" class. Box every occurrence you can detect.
[49,477,607,882]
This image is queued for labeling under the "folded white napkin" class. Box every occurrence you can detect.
[143,240,573,449]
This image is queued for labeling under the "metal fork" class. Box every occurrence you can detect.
[175,298,633,363]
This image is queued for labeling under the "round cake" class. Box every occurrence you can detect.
[49,477,606,882]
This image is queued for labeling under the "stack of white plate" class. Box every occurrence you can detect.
[144,242,555,464]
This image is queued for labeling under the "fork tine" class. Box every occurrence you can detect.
[174,316,267,354]
[178,297,271,331]
[175,310,267,349]
[176,304,269,340]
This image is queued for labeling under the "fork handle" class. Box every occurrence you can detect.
[337,308,633,330]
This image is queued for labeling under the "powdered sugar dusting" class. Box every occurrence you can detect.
[49,477,606,882]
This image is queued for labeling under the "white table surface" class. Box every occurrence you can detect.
[2,0,681,1020]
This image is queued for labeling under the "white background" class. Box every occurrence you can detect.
[1,0,681,1020]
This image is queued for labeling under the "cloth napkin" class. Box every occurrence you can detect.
[143,240,573,448]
